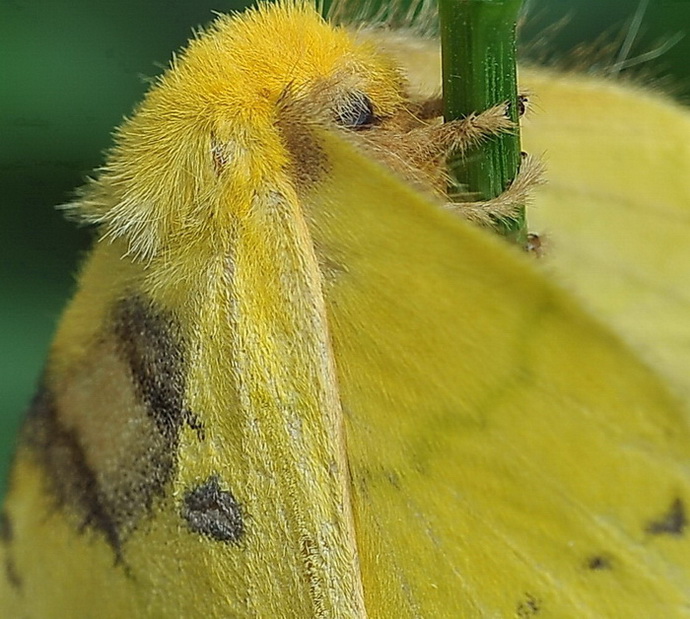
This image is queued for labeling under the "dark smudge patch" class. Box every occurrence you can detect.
[23,295,201,561]
[182,476,244,544]
[24,386,124,560]
[586,555,612,571]
[0,511,22,591]
[113,296,195,441]
[516,593,541,618]
[646,498,687,537]
[4,558,22,591]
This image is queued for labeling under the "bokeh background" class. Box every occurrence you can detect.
[1,0,689,496]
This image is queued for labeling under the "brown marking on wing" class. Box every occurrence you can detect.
[23,296,200,560]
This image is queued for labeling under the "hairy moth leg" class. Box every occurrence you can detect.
[366,97,542,231]
[444,155,545,226]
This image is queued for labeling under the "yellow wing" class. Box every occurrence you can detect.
[305,128,690,616]
[1,228,363,618]
[521,69,690,403]
[375,26,690,405]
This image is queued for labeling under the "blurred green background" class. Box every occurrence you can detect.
[1,0,689,496]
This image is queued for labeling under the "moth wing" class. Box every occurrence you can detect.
[373,36,690,406]
[306,128,690,616]
[522,68,690,402]
[1,222,365,616]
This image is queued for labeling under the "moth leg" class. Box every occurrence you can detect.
[443,154,544,226]
[414,92,530,122]
[374,103,516,188]
[406,102,515,160]
[368,98,538,227]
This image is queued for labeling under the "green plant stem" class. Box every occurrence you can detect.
[439,0,525,244]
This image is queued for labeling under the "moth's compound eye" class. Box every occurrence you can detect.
[335,92,377,129]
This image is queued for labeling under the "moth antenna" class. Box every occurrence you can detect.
[608,33,684,75]
[609,0,649,77]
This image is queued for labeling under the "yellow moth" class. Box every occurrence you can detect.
[2,1,690,617]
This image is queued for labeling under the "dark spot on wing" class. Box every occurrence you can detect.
[646,498,687,536]
[516,593,541,617]
[0,511,22,591]
[586,554,612,570]
[182,476,244,544]
[23,295,201,561]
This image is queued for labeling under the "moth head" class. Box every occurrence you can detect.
[73,2,427,262]
[200,2,409,150]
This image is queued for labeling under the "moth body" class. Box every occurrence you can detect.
[3,2,690,618]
